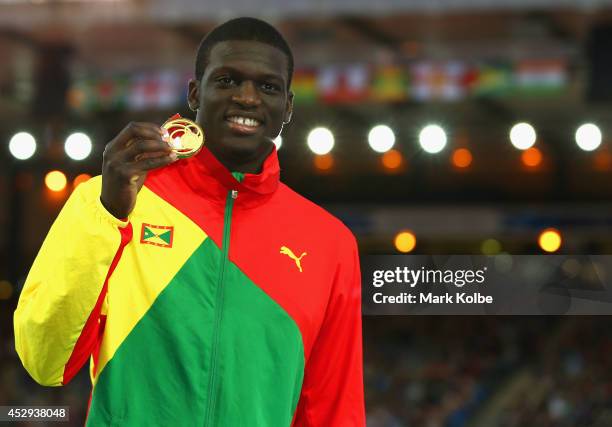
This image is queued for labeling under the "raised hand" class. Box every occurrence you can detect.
[101,122,177,219]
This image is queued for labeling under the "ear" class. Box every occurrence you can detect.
[187,79,200,111]
[283,90,294,124]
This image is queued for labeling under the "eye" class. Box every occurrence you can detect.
[261,82,280,93]
[216,76,237,87]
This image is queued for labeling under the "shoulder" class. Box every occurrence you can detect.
[65,175,102,206]
[76,174,102,193]
[274,182,357,248]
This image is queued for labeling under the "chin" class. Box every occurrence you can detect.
[223,136,269,159]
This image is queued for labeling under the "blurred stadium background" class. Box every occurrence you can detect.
[2,0,612,425]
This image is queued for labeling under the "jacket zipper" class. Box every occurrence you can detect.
[204,189,238,426]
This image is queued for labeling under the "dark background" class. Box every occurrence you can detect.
[1,1,612,425]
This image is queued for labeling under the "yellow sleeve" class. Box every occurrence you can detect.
[13,175,130,386]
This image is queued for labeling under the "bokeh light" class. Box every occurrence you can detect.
[538,228,562,253]
[307,127,334,155]
[575,123,602,152]
[521,147,543,168]
[8,132,37,160]
[510,122,536,150]
[481,238,501,255]
[313,154,334,171]
[64,132,92,160]
[452,148,472,168]
[394,230,417,253]
[368,125,395,153]
[381,149,403,170]
[45,171,68,192]
[419,124,447,154]
[73,173,92,188]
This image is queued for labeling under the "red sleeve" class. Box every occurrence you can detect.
[292,236,366,426]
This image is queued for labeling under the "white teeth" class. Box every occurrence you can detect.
[228,116,260,127]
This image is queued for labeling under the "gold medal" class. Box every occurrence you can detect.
[161,116,204,159]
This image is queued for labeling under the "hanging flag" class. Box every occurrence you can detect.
[514,59,567,95]
[411,61,469,102]
[129,73,156,111]
[317,64,370,104]
[96,78,115,110]
[370,66,408,102]
[156,71,181,109]
[316,65,339,102]
[67,79,91,112]
[128,71,181,111]
[291,69,317,104]
[96,76,129,111]
[472,63,512,97]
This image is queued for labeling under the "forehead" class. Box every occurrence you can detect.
[206,40,288,81]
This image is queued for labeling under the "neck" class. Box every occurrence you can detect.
[207,142,274,174]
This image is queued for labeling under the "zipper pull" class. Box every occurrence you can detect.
[231,190,238,199]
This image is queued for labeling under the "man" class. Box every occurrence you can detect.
[14,17,365,426]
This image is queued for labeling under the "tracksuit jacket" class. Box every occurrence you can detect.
[14,145,365,426]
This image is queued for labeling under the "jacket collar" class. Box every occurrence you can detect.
[176,145,280,206]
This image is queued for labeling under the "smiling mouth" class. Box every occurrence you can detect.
[225,115,263,135]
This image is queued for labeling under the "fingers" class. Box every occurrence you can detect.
[122,138,172,162]
[123,121,165,143]
[130,152,178,172]
[102,121,179,187]
[134,151,169,162]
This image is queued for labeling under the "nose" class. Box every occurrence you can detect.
[231,80,261,107]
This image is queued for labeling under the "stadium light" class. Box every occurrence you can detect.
[381,149,403,171]
[313,154,334,171]
[394,230,417,253]
[575,123,602,152]
[521,147,543,168]
[368,125,395,153]
[45,170,67,192]
[452,148,472,168]
[8,132,37,160]
[307,127,334,155]
[419,124,447,154]
[65,132,92,161]
[73,173,92,188]
[510,122,536,150]
[481,239,501,255]
[538,228,562,253]
[273,135,282,150]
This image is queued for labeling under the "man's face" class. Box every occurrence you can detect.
[188,40,293,165]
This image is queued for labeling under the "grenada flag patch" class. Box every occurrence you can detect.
[140,223,174,248]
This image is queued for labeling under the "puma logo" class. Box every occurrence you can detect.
[280,246,307,273]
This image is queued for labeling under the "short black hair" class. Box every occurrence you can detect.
[195,17,294,89]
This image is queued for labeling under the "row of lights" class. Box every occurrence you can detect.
[394,228,563,253]
[7,122,604,161]
[43,171,91,192]
[305,124,446,155]
[303,122,607,173]
[305,122,604,155]
[9,132,92,161]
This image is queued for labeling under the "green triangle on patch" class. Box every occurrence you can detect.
[158,230,172,245]
[143,226,155,240]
